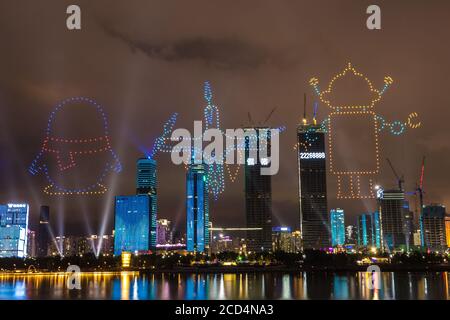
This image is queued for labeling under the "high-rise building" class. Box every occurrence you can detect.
[27,230,36,258]
[272,226,295,252]
[186,163,209,253]
[157,219,172,245]
[402,200,414,249]
[345,225,357,245]
[0,226,26,257]
[113,195,156,255]
[136,157,157,248]
[136,157,157,195]
[413,230,422,247]
[357,212,381,248]
[0,203,29,257]
[37,205,50,257]
[297,117,329,249]
[421,204,447,251]
[82,234,114,256]
[378,189,406,251]
[445,216,450,248]
[291,230,302,253]
[0,203,29,229]
[244,127,272,252]
[330,209,345,247]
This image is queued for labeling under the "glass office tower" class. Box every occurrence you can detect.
[357,212,382,248]
[0,203,29,257]
[186,163,209,253]
[0,226,26,257]
[113,195,155,255]
[136,157,157,250]
[330,209,345,247]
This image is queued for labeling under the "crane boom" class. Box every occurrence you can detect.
[386,158,404,190]
[262,107,277,125]
[419,156,425,189]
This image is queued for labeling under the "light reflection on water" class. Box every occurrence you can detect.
[0,272,449,300]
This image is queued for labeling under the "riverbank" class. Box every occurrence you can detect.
[2,264,450,274]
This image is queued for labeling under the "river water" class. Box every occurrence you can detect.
[0,272,448,300]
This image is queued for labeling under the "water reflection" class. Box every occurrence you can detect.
[0,272,449,300]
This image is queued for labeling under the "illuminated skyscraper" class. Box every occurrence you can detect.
[297,116,329,249]
[330,209,345,247]
[37,205,50,257]
[136,158,157,195]
[421,204,447,251]
[445,216,450,248]
[345,225,357,245]
[113,195,156,255]
[378,189,406,250]
[244,127,272,252]
[186,163,209,253]
[136,158,157,248]
[0,203,29,230]
[272,226,294,252]
[0,226,26,258]
[0,203,29,257]
[357,212,381,248]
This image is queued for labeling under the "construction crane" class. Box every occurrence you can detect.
[246,107,277,127]
[416,156,426,214]
[386,158,405,191]
[414,156,426,246]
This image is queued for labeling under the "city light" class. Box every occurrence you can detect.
[121,252,131,268]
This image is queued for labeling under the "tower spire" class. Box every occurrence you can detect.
[302,93,307,124]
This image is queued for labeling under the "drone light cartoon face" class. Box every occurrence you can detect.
[29,97,121,195]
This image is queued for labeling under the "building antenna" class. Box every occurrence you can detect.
[303,94,307,119]
[313,101,318,125]
[302,94,307,124]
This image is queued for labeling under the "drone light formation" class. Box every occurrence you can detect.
[29,97,122,196]
[310,63,421,199]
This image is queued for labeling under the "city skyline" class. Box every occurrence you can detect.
[0,1,448,240]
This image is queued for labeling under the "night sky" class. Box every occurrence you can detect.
[0,0,449,237]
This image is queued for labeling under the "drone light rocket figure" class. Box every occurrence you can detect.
[309,63,420,199]
[29,97,122,195]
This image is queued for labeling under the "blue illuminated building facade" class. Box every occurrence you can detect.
[330,209,345,247]
[136,157,157,249]
[0,203,29,257]
[357,212,381,248]
[113,158,158,255]
[114,195,156,255]
[136,158,157,195]
[186,163,209,253]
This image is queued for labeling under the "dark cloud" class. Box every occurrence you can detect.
[102,24,288,70]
